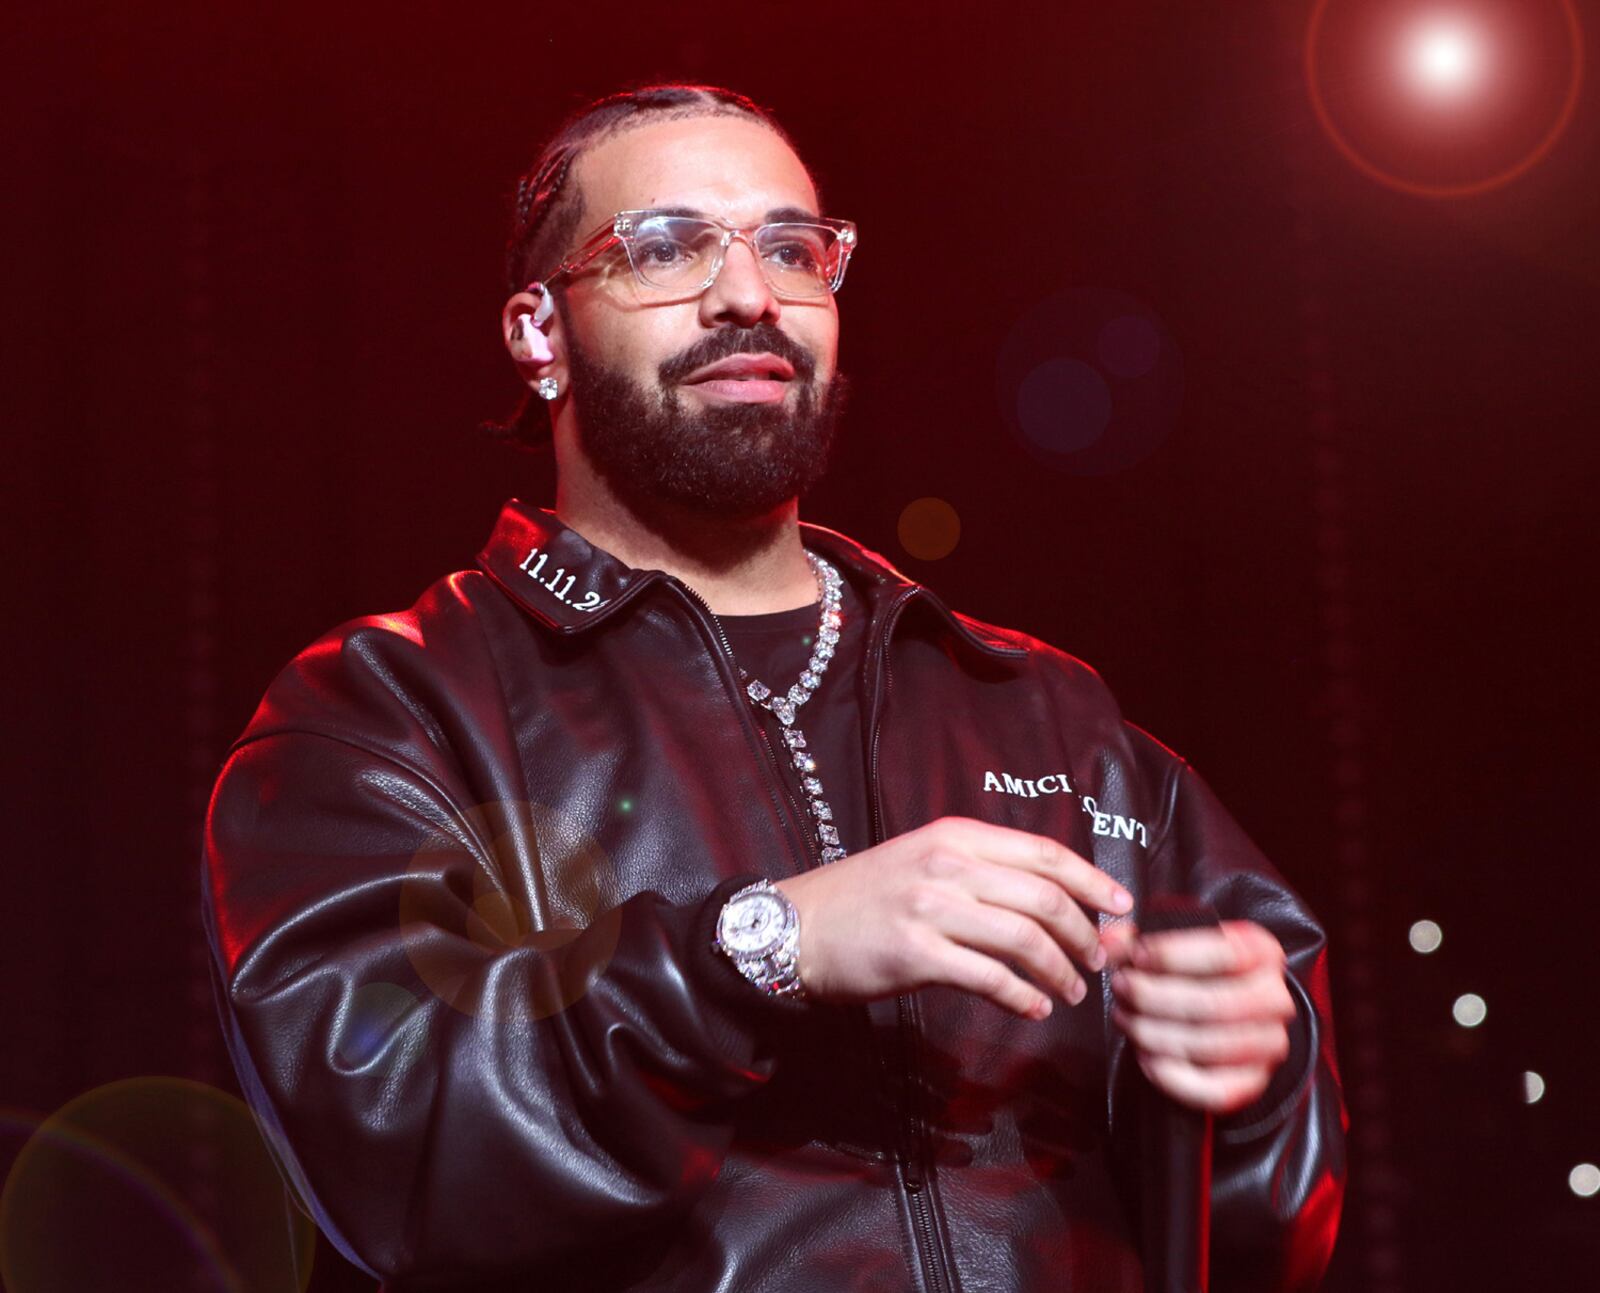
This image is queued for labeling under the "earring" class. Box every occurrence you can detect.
[537,376,559,401]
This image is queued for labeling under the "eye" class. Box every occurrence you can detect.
[770,242,820,270]
[760,227,831,273]
[635,236,696,266]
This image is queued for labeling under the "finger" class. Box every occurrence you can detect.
[958,860,1107,977]
[1137,1053,1274,1115]
[1131,921,1285,977]
[922,936,1055,1021]
[926,818,1134,916]
[1111,1007,1291,1068]
[928,891,1089,1004]
[1099,920,1141,969]
[1112,965,1296,1025]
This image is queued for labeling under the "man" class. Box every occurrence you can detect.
[202,84,1346,1292]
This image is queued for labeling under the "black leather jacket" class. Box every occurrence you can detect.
[201,500,1346,1292]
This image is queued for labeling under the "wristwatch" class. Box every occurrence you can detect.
[713,880,806,998]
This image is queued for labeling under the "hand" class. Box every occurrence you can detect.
[772,816,1134,1020]
[1101,920,1296,1114]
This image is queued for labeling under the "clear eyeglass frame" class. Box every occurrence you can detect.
[542,209,859,299]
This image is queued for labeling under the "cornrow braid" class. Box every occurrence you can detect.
[511,146,577,266]
[481,83,805,454]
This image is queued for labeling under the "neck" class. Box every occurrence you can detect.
[554,455,816,616]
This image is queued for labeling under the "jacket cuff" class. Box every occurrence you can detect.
[1214,976,1318,1145]
[684,873,820,1028]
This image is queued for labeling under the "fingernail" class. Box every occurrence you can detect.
[1112,889,1133,913]
[1034,996,1053,1019]
[1070,980,1088,1005]
[1090,945,1107,971]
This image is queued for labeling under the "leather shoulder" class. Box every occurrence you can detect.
[228,568,515,765]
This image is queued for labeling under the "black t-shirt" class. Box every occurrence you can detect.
[715,562,870,864]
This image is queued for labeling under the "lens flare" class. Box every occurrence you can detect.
[995,288,1183,476]
[897,497,962,561]
[1407,18,1485,98]
[1306,0,1585,198]
[0,1080,315,1293]
[400,799,621,1022]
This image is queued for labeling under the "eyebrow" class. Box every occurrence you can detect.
[646,204,824,223]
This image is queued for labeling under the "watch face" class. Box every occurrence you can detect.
[719,892,786,955]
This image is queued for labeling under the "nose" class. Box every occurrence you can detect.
[699,233,781,329]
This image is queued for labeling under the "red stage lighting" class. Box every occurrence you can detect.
[1305,0,1584,197]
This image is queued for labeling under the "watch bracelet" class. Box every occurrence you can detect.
[754,943,806,997]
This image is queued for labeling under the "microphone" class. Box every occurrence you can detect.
[1138,895,1221,1293]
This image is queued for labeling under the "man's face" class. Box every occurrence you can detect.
[553,115,847,519]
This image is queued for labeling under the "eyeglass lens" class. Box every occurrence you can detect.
[626,216,842,296]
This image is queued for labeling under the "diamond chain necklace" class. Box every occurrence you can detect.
[717,551,848,865]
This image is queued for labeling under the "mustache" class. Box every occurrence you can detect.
[658,323,818,386]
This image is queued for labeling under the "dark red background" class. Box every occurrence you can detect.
[6,1,1598,1288]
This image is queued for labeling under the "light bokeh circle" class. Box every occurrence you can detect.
[0,1079,315,1293]
[897,497,962,561]
[995,288,1184,476]
[399,799,621,1022]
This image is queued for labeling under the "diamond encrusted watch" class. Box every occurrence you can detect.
[713,879,805,998]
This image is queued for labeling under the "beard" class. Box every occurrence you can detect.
[564,321,849,520]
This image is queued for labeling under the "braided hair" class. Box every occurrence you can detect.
[483,84,801,453]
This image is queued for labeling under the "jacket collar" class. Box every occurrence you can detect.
[475,499,1024,659]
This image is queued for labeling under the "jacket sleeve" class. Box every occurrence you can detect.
[200,724,802,1289]
[1121,756,1349,1293]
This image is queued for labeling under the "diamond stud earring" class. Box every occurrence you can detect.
[537,376,559,401]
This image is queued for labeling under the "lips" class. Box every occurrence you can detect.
[681,353,796,385]
[677,352,798,405]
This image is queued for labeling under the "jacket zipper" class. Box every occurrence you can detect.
[757,726,822,868]
[672,579,822,872]
[687,575,956,1292]
[898,995,950,1293]
[867,589,957,1293]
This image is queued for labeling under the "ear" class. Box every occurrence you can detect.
[501,283,560,374]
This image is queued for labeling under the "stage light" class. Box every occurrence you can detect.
[1570,1164,1600,1198]
[1408,919,1443,953]
[1523,1071,1545,1104]
[1305,0,1585,198]
[1406,16,1485,100]
[1451,993,1487,1027]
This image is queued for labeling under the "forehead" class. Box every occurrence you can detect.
[573,114,820,227]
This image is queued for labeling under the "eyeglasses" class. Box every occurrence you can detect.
[544,209,859,299]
